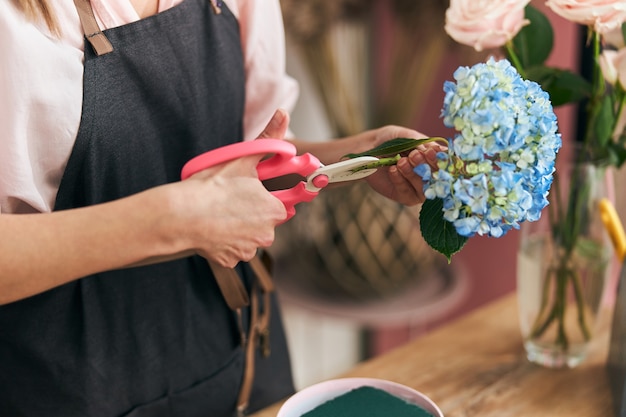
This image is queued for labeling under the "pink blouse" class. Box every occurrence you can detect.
[0,0,298,214]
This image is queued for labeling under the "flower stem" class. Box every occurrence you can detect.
[529,262,572,352]
[582,29,604,153]
[505,42,526,79]
[569,268,591,341]
[531,304,556,339]
[555,264,569,351]
[351,154,401,172]
[530,265,556,333]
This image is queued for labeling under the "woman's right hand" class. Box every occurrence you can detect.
[171,108,291,267]
[174,153,287,268]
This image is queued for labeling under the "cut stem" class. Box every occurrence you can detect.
[570,269,591,341]
[351,154,401,172]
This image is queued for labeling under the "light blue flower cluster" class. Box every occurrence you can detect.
[415,58,562,238]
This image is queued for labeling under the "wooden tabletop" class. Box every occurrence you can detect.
[250,292,616,417]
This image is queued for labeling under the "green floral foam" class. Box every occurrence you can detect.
[300,386,434,417]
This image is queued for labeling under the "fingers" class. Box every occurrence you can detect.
[188,175,286,268]
[390,147,441,206]
[180,112,295,269]
[389,158,424,206]
[206,233,275,268]
[256,108,290,140]
[411,146,440,168]
[387,165,421,206]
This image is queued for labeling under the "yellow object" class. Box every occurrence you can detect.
[599,198,626,262]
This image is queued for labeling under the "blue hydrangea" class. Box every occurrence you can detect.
[415,58,561,238]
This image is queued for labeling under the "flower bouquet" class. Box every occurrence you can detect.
[347,0,626,366]
[347,58,562,261]
[441,0,626,366]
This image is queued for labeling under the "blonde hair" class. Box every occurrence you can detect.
[16,0,60,35]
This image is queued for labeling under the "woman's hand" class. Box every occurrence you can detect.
[179,154,286,267]
[177,109,291,267]
[360,126,444,206]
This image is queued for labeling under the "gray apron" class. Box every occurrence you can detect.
[0,1,294,415]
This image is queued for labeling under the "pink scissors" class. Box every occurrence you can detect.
[181,139,380,221]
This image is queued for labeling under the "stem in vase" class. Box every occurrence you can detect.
[528,254,592,350]
[529,262,571,350]
[570,268,591,340]
[555,263,569,351]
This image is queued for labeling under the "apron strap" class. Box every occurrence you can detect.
[72,0,114,55]
[209,0,222,14]
[211,253,275,416]
[209,262,250,310]
[248,253,275,293]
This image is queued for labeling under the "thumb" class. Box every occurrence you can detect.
[256,108,290,140]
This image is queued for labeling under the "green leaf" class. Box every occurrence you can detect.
[510,5,553,68]
[622,22,626,45]
[606,128,626,169]
[607,141,626,168]
[342,137,447,159]
[594,95,615,147]
[525,66,592,106]
[419,198,468,262]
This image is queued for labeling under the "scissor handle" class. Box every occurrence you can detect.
[181,139,294,179]
[180,139,322,221]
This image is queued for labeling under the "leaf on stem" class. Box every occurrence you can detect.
[608,140,626,168]
[526,67,592,106]
[342,137,447,159]
[419,198,468,262]
[511,5,553,68]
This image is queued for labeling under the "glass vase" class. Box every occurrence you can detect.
[517,161,613,368]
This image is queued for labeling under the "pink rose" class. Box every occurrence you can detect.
[445,0,531,52]
[545,0,626,35]
[598,48,626,139]
[604,25,626,48]
[599,48,626,87]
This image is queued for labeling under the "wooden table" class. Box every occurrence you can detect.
[250,292,616,417]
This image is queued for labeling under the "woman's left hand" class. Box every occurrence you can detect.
[361,126,443,206]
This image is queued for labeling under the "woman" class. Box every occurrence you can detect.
[0,0,439,416]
